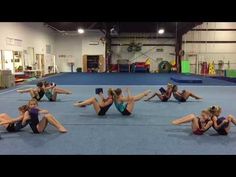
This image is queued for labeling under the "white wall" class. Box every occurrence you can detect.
[111,37,176,72]
[0,23,106,73]
[82,31,105,56]
[55,31,105,72]
[182,22,236,72]
[0,51,2,70]
[0,22,55,54]
[55,35,82,72]
[0,22,56,74]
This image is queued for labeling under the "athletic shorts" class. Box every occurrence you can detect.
[121,108,131,116]
[161,97,168,102]
[193,128,204,135]
[6,123,16,132]
[98,107,107,116]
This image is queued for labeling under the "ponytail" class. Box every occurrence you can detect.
[108,88,118,100]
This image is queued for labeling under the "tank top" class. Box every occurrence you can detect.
[28,108,40,133]
[114,101,127,113]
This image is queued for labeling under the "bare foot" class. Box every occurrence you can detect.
[144,90,152,96]
[58,127,67,133]
[171,120,179,125]
[196,97,202,100]
[17,90,24,93]
[73,103,79,106]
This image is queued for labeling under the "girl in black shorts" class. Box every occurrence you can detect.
[208,106,236,135]
[144,83,173,102]
[74,88,114,116]
[43,81,72,102]
[172,109,212,135]
[172,85,202,102]
[0,105,29,132]
[111,88,151,116]
[17,81,45,101]
[22,99,67,134]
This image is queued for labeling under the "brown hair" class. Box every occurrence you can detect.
[172,85,178,92]
[108,88,115,96]
[36,81,44,88]
[18,105,29,112]
[107,88,121,101]
[114,88,122,96]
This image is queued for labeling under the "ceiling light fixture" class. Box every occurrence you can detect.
[158,28,165,34]
[78,28,84,34]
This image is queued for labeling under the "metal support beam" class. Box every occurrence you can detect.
[175,22,203,73]
[104,23,112,72]
[176,33,182,73]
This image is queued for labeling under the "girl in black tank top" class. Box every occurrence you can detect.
[172,109,213,135]
[0,105,29,133]
[172,85,202,102]
[74,89,114,116]
[144,83,173,102]
[208,106,236,135]
[22,99,67,134]
[17,81,45,101]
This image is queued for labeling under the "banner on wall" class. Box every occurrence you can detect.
[58,54,75,63]
[6,37,23,47]
[58,54,75,72]
[46,45,51,54]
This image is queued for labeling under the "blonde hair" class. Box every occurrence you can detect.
[201,109,211,116]
[167,83,173,89]
[28,99,38,106]
[108,88,119,101]
[107,88,113,95]
[208,105,222,116]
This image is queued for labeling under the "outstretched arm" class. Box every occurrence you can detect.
[119,96,129,102]
[38,109,49,114]
[0,115,23,125]
[17,87,38,93]
[99,98,113,107]
[172,91,182,97]
[127,88,131,98]
[123,88,132,101]
[43,85,54,91]
[200,120,213,131]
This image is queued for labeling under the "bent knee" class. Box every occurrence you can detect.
[44,113,52,118]
[91,97,97,102]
